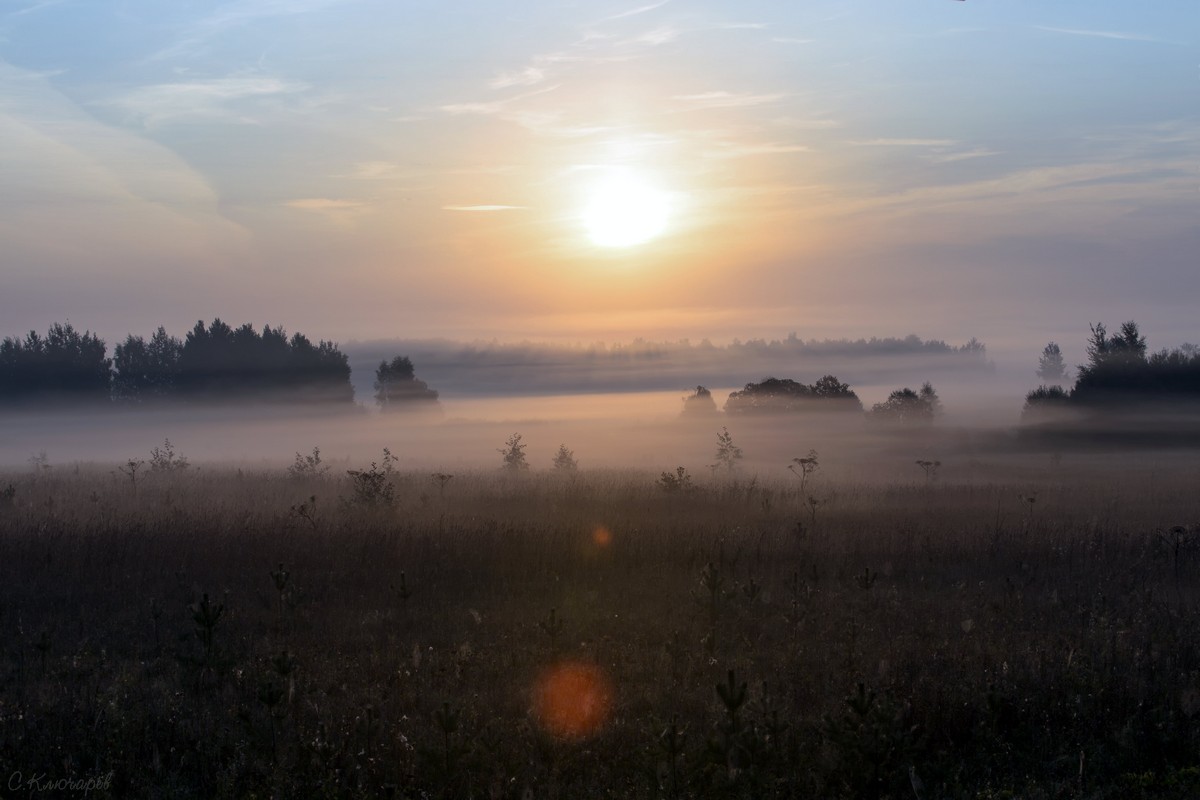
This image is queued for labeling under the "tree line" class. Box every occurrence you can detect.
[0,320,355,406]
[1024,321,1200,419]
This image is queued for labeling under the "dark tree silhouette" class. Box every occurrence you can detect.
[725,375,862,414]
[1022,385,1072,421]
[113,327,183,402]
[374,356,439,410]
[870,386,939,424]
[0,322,111,405]
[173,319,353,403]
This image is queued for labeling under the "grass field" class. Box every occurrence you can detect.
[2,448,1199,798]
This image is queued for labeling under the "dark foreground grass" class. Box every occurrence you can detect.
[1,461,1199,798]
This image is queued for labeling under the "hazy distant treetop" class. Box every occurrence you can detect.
[374,355,439,410]
[1036,342,1068,384]
[869,384,940,425]
[681,385,718,417]
[725,375,862,415]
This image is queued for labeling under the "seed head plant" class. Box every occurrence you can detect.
[788,450,819,495]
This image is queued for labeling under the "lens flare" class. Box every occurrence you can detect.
[533,661,613,739]
[592,525,613,548]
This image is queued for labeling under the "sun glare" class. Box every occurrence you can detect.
[581,168,670,248]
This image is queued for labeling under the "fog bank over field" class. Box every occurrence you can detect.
[344,334,994,400]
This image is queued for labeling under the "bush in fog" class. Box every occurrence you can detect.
[680,385,718,417]
[374,355,440,410]
[1022,385,1073,421]
[724,375,862,415]
[552,444,578,471]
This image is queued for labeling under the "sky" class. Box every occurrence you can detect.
[1,0,1197,361]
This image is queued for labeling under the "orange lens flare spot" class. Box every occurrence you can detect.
[592,526,613,548]
[533,661,614,739]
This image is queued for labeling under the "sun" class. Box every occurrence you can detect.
[581,168,671,248]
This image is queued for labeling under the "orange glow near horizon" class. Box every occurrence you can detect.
[533,661,614,739]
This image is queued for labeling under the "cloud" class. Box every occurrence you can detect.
[442,205,526,212]
[106,76,307,127]
[489,67,546,89]
[1034,26,1158,42]
[600,1,670,22]
[672,91,786,110]
[926,148,1000,164]
[772,37,814,44]
[439,85,560,116]
[851,138,958,147]
[147,0,349,61]
[702,142,809,160]
[286,198,366,211]
[623,26,679,46]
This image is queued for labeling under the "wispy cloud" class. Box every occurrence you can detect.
[286,198,365,211]
[926,148,1000,164]
[772,36,814,45]
[443,205,526,212]
[703,142,809,160]
[148,0,348,61]
[489,67,546,89]
[601,1,670,22]
[623,26,679,46]
[851,138,957,147]
[439,85,559,116]
[1034,26,1158,42]
[673,91,786,110]
[106,76,306,127]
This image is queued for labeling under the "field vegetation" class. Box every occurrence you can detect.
[1,447,1199,798]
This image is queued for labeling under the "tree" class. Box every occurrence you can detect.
[870,387,937,425]
[113,327,183,402]
[724,375,862,415]
[552,444,578,472]
[713,427,743,473]
[1036,342,1068,384]
[919,382,943,417]
[374,356,439,410]
[0,322,111,405]
[681,385,718,416]
[498,433,529,472]
[1021,385,1072,421]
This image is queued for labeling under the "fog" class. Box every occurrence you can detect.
[3,331,1196,476]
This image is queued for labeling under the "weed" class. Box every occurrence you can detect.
[118,458,145,490]
[288,495,319,530]
[788,450,819,494]
[345,449,398,507]
[149,439,190,473]
[916,459,941,482]
[287,447,329,479]
[658,466,694,494]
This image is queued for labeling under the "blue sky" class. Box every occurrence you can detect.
[1,0,1196,362]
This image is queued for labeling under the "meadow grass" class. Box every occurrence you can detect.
[1,457,1199,798]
